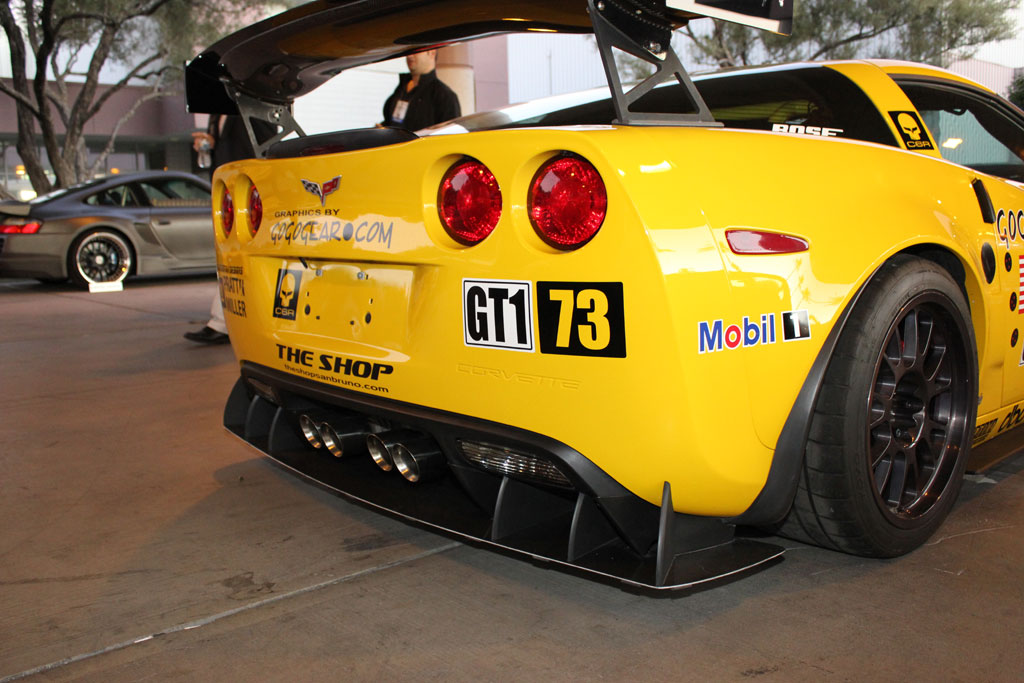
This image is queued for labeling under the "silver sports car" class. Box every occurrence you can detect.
[0,171,214,288]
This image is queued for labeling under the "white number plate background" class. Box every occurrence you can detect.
[462,279,535,352]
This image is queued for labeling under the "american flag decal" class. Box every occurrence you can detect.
[301,176,341,207]
[1019,254,1024,315]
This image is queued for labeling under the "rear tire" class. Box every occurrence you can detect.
[68,229,133,289]
[777,255,976,557]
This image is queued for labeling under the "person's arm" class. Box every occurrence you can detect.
[437,87,461,123]
[382,91,398,126]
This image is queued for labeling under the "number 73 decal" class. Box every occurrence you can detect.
[463,279,626,358]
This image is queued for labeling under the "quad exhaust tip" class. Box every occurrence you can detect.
[300,414,443,481]
[299,413,324,449]
[366,429,423,472]
[299,414,370,458]
[391,436,444,483]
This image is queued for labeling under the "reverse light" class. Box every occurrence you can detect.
[438,158,502,245]
[459,440,572,488]
[528,154,607,250]
[221,190,234,236]
[248,184,262,236]
[726,229,809,255]
[0,222,41,234]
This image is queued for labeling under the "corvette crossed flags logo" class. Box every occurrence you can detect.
[301,176,341,206]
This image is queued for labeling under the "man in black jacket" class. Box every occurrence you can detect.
[382,49,461,130]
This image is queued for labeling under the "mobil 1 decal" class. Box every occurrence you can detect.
[889,111,934,151]
[273,267,303,321]
[463,279,534,352]
[536,282,626,358]
[699,310,810,353]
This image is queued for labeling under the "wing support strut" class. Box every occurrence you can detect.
[233,90,306,160]
[588,0,720,127]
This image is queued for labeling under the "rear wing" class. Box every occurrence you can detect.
[669,1,793,34]
[186,0,795,154]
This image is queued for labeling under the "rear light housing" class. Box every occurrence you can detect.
[528,154,607,250]
[248,184,262,237]
[221,189,234,236]
[438,158,501,245]
[459,440,572,488]
[0,222,41,234]
[726,229,809,254]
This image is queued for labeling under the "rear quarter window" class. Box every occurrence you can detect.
[693,67,897,145]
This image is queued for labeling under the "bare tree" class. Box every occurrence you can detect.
[0,0,280,194]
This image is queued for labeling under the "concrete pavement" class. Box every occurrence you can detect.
[0,275,1021,681]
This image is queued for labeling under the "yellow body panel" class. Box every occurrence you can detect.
[214,63,1022,517]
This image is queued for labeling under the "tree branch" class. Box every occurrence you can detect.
[88,86,175,177]
[86,52,168,119]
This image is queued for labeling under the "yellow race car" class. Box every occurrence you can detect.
[186,0,1024,589]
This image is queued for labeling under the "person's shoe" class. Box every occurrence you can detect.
[184,325,230,345]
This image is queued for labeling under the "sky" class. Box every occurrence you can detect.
[973,5,1024,67]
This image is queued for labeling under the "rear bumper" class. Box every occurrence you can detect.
[227,362,784,590]
[0,234,67,280]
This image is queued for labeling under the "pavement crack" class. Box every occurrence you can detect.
[0,542,460,683]
[923,525,1015,547]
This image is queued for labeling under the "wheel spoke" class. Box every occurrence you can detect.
[901,310,919,369]
[874,453,893,497]
[884,451,908,507]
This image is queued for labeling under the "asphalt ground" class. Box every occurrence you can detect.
[1,275,1022,681]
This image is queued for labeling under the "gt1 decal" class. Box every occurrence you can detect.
[273,268,303,320]
[771,124,844,138]
[997,208,1024,247]
[536,282,626,358]
[698,310,810,353]
[463,279,534,352]
[889,111,934,151]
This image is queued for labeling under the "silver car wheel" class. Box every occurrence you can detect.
[72,230,132,286]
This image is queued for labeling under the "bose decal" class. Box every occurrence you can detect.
[772,124,844,138]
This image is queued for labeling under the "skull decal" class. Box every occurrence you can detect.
[273,268,303,320]
[279,273,297,308]
[898,113,922,141]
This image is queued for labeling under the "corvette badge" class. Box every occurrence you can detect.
[301,176,341,207]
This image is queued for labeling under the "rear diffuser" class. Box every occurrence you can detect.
[225,375,784,591]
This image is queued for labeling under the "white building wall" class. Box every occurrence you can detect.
[293,59,405,134]
[507,34,608,103]
[947,58,1020,99]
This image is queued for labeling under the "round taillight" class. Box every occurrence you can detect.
[248,184,262,237]
[221,190,234,236]
[438,158,501,245]
[528,155,607,250]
